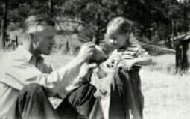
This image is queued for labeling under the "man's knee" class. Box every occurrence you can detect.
[68,83,96,107]
[7,84,48,119]
[20,83,47,97]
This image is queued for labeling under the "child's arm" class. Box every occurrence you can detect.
[131,56,152,66]
[133,48,152,66]
[118,48,152,70]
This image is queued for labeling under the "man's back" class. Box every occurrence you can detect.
[0,47,43,118]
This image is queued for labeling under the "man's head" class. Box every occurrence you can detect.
[25,16,56,55]
[105,17,133,49]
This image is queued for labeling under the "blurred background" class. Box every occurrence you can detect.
[0,0,190,119]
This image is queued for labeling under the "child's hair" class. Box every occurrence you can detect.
[106,17,133,37]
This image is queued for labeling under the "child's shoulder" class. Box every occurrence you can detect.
[126,45,141,52]
[129,36,140,45]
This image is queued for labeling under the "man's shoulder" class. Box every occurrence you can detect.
[0,51,16,64]
[0,49,31,68]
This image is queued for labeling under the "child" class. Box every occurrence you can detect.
[90,17,151,119]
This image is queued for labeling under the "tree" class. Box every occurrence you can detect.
[0,0,8,49]
[60,0,150,44]
[0,0,188,47]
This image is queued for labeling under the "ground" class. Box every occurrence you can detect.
[141,68,190,119]
[44,52,190,119]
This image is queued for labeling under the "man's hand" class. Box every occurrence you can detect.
[79,63,97,79]
[74,62,97,85]
[77,42,96,62]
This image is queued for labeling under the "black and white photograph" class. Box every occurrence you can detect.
[0,0,190,119]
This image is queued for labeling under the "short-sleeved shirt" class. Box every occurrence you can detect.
[0,46,81,118]
[90,38,148,119]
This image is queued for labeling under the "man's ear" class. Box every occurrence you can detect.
[30,34,35,40]
[30,34,37,43]
[30,34,40,50]
[30,34,41,44]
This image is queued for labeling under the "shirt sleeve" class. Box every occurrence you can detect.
[128,36,149,58]
[31,57,83,98]
[1,57,83,98]
[136,48,149,58]
[129,36,141,48]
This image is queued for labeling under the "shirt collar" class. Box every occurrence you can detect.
[16,46,32,62]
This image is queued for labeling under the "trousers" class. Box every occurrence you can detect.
[5,83,96,119]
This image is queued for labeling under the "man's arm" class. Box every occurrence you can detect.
[1,43,96,98]
[36,56,85,97]
[37,43,96,98]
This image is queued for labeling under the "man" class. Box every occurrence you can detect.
[0,16,99,119]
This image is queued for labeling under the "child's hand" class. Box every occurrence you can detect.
[121,54,134,59]
[135,49,146,56]
[118,59,135,71]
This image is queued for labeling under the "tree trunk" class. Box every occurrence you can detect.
[0,0,8,49]
[48,0,54,17]
[171,19,175,48]
[184,0,187,33]
[0,20,4,49]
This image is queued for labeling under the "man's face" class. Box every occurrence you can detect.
[36,33,55,55]
[108,33,130,49]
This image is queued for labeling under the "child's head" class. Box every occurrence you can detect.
[105,17,133,49]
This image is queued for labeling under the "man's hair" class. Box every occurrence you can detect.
[23,16,56,43]
[106,17,133,37]
[25,16,56,34]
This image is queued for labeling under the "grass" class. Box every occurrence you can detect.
[141,54,190,119]
[141,68,190,119]
[149,54,176,73]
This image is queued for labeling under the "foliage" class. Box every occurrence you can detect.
[0,0,189,42]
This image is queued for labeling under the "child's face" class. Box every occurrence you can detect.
[109,33,129,49]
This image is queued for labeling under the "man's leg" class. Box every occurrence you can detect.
[6,83,58,119]
[56,83,97,119]
[56,98,78,119]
